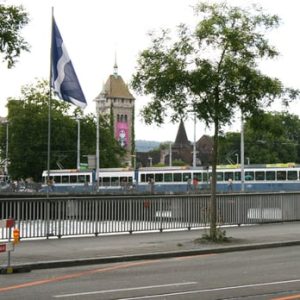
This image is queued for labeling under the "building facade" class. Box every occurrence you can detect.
[94,64,135,165]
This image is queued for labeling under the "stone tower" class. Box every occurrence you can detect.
[94,63,135,165]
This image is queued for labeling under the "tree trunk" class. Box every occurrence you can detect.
[210,121,219,240]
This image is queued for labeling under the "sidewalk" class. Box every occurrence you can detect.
[2,222,300,271]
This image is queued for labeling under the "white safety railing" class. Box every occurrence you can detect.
[1,192,300,240]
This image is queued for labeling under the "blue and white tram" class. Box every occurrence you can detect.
[41,163,300,193]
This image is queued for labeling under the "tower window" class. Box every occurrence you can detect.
[125,115,128,122]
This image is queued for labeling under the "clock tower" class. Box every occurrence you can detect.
[94,63,135,165]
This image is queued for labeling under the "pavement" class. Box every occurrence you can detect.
[1,221,300,272]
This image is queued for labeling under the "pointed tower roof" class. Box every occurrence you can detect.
[101,74,135,100]
[174,119,190,147]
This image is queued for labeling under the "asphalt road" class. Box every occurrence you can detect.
[1,246,300,300]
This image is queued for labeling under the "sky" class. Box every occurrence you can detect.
[1,0,300,142]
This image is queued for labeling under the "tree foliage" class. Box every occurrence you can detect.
[0,4,29,68]
[131,2,299,240]
[218,112,300,165]
[0,80,125,181]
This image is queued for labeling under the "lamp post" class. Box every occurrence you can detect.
[169,143,172,167]
[5,121,8,176]
[148,157,152,167]
[193,112,197,168]
[76,118,80,170]
[240,113,245,192]
[235,153,239,165]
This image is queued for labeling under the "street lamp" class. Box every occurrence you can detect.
[5,121,8,175]
[193,112,197,168]
[169,143,172,167]
[75,117,81,170]
[148,157,152,167]
[235,153,239,165]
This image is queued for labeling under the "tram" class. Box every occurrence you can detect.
[41,163,300,193]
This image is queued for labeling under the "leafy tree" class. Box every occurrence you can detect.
[218,112,300,165]
[0,80,125,181]
[131,2,298,240]
[0,4,29,68]
[244,112,300,163]
[218,132,240,164]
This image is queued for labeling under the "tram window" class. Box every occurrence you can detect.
[235,172,241,181]
[277,171,287,180]
[194,173,202,181]
[217,172,224,181]
[288,171,297,180]
[128,177,133,183]
[146,174,154,182]
[203,172,208,182]
[54,176,61,183]
[155,173,163,182]
[141,174,146,182]
[102,177,110,186]
[225,172,234,181]
[70,175,77,183]
[78,175,85,183]
[164,173,172,182]
[174,173,182,182]
[111,177,119,186]
[183,173,191,181]
[86,175,90,183]
[255,171,265,181]
[62,176,69,183]
[266,171,275,181]
[245,172,254,181]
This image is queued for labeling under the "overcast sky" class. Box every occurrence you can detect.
[1,0,300,142]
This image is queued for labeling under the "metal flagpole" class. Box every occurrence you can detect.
[46,7,54,238]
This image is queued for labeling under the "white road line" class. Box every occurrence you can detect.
[115,278,300,300]
[53,282,198,298]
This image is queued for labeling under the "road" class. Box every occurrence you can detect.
[1,246,300,299]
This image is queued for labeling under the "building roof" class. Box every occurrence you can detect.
[101,74,135,100]
[174,119,190,148]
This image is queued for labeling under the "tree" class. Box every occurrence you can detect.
[244,112,300,163]
[0,80,125,181]
[218,112,300,165]
[131,2,299,240]
[0,4,29,68]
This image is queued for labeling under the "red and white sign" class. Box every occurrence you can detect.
[0,242,14,253]
[0,219,15,228]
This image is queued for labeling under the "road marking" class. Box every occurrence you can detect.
[0,260,155,293]
[110,278,300,300]
[272,294,300,300]
[53,282,198,298]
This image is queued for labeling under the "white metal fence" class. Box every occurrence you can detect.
[1,192,300,240]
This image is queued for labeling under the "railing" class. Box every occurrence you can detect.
[1,192,300,240]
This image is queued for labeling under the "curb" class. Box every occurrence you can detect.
[10,240,300,271]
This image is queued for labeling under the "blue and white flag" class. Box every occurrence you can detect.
[51,17,87,108]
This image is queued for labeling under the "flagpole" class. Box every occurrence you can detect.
[47,7,54,192]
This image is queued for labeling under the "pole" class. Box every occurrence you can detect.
[5,122,8,175]
[96,112,100,191]
[169,143,172,167]
[77,118,80,170]
[240,113,245,192]
[193,112,196,168]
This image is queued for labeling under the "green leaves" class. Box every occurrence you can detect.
[0,5,29,68]
[0,80,125,181]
